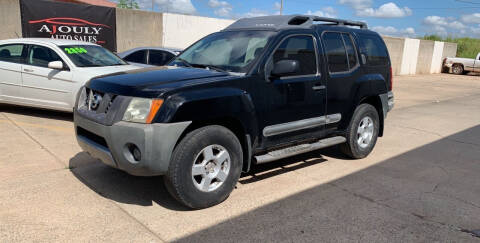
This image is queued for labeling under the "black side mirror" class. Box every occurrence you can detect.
[271,60,300,78]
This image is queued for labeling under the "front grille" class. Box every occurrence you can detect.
[105,95,117,114]
[76,87,128,126]
[77,127,109,149]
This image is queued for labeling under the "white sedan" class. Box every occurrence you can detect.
[0,38,140,112]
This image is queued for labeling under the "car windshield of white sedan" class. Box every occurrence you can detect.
[60,45,127,67]
[171,31,275,73]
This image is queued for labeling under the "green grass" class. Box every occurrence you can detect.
[422,35,480,59]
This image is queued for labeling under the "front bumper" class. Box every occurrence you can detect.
[74,111,191,176]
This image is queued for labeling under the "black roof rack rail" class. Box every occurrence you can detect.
[225,15,368,31]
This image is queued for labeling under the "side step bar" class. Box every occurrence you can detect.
[254,136,346,164]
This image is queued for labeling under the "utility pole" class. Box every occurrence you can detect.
[152,0,154,11]
[280,0,283,15]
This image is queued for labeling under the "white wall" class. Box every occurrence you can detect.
[162,13,234,49]
[430,41,445,74]
[400,38,420,75]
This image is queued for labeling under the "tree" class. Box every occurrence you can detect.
[117,0,139,9]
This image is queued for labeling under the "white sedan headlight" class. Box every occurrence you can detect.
[122,98,163,123]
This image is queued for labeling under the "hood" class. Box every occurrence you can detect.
[87,66,234,98]
[79,64,141,78]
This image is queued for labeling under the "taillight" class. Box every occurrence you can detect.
[389,66,393,91]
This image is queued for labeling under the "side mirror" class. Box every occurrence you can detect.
[48,61,64,70]
[271,60,300,77]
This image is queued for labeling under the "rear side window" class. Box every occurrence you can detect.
[149,50,175,66]
[342,33,358,69]
[0,44,26,64]
[359,34,388,66]
[323,32,348,73]
[124,50,146,64]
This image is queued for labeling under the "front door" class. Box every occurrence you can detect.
[259,32,327,148]
[21,44,73,110]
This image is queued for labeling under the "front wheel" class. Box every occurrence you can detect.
[340,104,380,159]
[164,125,243,209]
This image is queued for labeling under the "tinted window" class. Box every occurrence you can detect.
[27,45,62,68]
[272,35,317,76]
[124,50,146,63]
[0,44,26,64]
[323,32,348,73]
[173,30,274,73]
[60,45,126,67]
[149,50,174,66]
[359,35,388,66]
[342,33,358,69]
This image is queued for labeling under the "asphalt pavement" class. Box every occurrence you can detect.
[0,74,479,242]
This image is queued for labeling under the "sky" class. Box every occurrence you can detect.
[132,0,480,38]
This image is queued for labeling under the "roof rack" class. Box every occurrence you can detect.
[224,15,368,31]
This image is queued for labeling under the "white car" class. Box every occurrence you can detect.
[0,38,140,112]
[118,47,181,67]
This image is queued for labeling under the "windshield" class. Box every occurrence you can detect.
[170,31,275,73]
[60,45,127,67]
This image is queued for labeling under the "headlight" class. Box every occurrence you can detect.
[122,98,163,124]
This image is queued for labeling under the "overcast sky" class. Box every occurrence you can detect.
[133,0,480,38]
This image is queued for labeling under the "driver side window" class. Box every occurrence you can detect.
[27,45,63,68]
[271,35,318,77]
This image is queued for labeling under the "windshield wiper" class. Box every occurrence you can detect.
[174,57,193,67]
[192,64,226,72]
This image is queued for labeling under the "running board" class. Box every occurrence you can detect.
[254,136,346,164]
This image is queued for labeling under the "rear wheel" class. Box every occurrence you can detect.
[164,125,243,209]
[340,103,380,159]
[452,64,464,75]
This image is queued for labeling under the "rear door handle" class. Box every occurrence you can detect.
[24,68,34,72]
[312,85,326,91]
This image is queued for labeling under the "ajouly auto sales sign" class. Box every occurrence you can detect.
[20,0,117,51]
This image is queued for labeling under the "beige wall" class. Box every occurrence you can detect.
[383,36,405,76]
[0,0,22,40]
[415,40,435,74]
[116,8,163,52]
[430,41,445,73]
[400,38,420,75]
[162,13,234,49]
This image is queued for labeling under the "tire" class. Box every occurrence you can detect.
[340,103,380,159]
[452,64,464,75]
[164,125,243,209]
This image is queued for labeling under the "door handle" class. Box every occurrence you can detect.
[24,68,34,72]
[312,85,326,91]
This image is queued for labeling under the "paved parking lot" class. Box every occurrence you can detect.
[1,74,480,242]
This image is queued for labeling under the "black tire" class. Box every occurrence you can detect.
[340,103,380,159]
[452,64,464,75]
[164,125,243,209]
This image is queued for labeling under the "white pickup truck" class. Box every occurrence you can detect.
[443,53,480,75]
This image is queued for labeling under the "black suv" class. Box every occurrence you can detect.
[74,15,394,209]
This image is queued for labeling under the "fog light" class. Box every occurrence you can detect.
[126,143,141,162]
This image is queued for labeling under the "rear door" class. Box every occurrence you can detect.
[260,32,327,147]
[321,31,362,130]
[21,44,73,110]
[0,43,27,101]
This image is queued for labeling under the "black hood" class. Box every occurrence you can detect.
[87,66,234,98]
